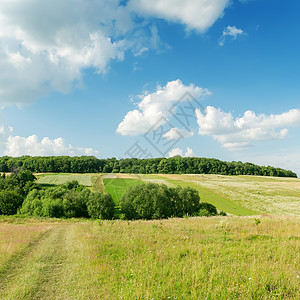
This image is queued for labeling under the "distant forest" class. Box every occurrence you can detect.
[0,156,297,178]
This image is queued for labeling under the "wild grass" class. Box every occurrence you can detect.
[36,173,94,186]
[103,178,144,204]
[35,173,300,216]
[0,221,53,269]
[144,174,300,216]
[0,216,299,299]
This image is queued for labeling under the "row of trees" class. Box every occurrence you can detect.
[0,172,222,219]
[0,170,38,215]
[20,181,115,219]
[119,183,224,220]
[0,156,296,177]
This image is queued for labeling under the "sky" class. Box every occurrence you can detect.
[0,0,300,176]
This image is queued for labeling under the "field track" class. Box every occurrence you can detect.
[0,217,299,299]
[0,224,71,299]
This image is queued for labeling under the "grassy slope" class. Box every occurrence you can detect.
[103,178,144,204]
[36,174,94,187]
[35,173,300,216]
[161,178,256,216]
[0,216,299,299]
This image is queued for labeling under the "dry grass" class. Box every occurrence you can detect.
[0,222,53,268]
[152,174,300,215]
[0,216,299,299]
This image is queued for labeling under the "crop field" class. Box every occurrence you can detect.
[103,178,144,203]
[0,216,299,299]
[36,173,300,216]
[36,174,95,187]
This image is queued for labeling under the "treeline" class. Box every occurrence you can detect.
[0,171,222,220]
[0,156,297,178]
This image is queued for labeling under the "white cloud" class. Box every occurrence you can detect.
[219,25,244,46]
[169,147,194,158]
[196,106,300,150]
[0,0,130,107]
[129,0,230,32]
[163,128,194,140]
[0,0,229,107]
[4,135,99,157]
[117,79,210,136]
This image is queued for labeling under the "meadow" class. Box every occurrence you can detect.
[36,173,300,216]
[0,215,299,299]
[0,172,295,299]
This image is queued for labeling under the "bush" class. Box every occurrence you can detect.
[0,190,24,215]
[19,189,44,216]
[42,197,64,218]
[198,202,218,216]
[87,192,115,219]
[119,183,172,220]
[20,182,116,219]
[63,189,90,218]
[119,183,205,220]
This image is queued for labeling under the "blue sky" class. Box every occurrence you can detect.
[0,0,299,175]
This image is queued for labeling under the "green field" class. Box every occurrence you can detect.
[36,173,300,216]
[36,174,94,187]
[0,216,299,299]
[103,178,144,204]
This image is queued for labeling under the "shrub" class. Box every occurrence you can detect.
[19,189,44,216]
[176,186,201,217]
[63,189,90,218]
[198,202,218,216]
[0,190,24,215]
[119,183,172,220]
[119,183,204,220]
[87,192,115,219]
[42,197,64,218]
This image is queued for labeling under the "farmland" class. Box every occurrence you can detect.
[0,173,299,298]
[36,173,300,216]
[0,215,299,299]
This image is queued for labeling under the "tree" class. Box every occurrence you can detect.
[0,190,23,215]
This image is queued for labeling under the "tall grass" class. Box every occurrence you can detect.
[63,216,300,299]
[0,216,299,299]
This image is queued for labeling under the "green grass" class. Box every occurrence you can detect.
[35,173,300,216]
[103,178,143,204]
[160,178,257,216]
[36,174,94,187]
[0,216,299,299]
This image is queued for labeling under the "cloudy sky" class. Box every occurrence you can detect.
[0,0,299,175]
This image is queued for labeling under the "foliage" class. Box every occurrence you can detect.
[119,183,220,220]
[0,155,296,177]
[0,191,23,215]
[0,170,38,215]
[20,181,114,219]
[87,192,115,220]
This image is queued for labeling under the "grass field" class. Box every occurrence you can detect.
[36,174,94,187]
[0,216,299,299]
[103,178,144,204]
[36,173,300,216]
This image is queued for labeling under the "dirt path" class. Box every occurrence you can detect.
[0,225,71,299]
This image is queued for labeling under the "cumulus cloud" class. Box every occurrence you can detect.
[196,107,300,150]
[0,0,132,106]
[117,79,210,136]
[129,0,230,32]
[169,147,194,158]
[4,135,99,157]
[0,0,230,107]
[163,128,194,140]
[219,25,244,46]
